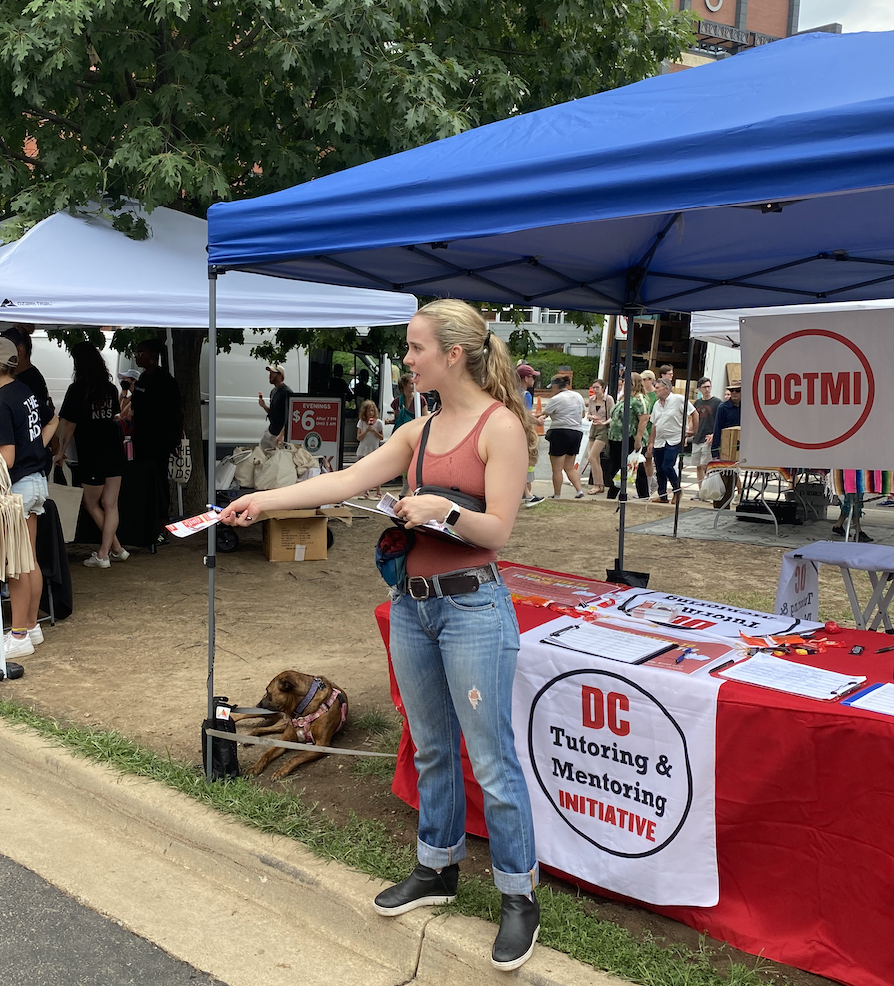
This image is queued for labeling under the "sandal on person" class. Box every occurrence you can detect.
[588,487,604,495]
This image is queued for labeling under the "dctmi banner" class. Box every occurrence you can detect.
[740,309,894,469]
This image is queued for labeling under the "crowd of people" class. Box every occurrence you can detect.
[0,327,185,660]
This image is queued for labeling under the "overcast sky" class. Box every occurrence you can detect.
[797,0,894,33]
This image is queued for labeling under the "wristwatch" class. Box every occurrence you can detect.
[444,501,461,526]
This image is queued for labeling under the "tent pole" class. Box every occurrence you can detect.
[205,269,219,779]
[672,333,696,538]
[616,309,636,571]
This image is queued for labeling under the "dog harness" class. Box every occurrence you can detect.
[290,677,347,745]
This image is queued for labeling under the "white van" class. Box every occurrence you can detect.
[199,331,397,452]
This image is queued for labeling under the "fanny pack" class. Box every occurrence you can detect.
[413,413,486,517]
[375,526,415,587]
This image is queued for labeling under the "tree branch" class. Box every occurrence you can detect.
[24,108,82,134]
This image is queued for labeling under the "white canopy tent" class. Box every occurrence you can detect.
[0,203,417,328]
[0,203,417,692]
[690,300,894,348]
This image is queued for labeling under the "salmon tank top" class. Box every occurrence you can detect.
[405,402,503,579]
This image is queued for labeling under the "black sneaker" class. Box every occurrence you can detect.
[491,892,540,971]
[373,863,459,916]
[858,530,874,543]
[831,526,845,537]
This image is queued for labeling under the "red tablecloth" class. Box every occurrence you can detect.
[374,563,894,986]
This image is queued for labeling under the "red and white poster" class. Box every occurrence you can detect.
[515,616,721,906]
[740,309,894,468]
[287,397,343,471]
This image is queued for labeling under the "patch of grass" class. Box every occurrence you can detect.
[0,698,794,986]
[353,709,399,734]
[352,711,403,783]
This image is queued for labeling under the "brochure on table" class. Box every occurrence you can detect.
[514,614,722,906]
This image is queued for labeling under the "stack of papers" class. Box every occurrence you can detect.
[718,654,865,701]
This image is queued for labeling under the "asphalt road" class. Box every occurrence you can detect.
[0,854,229,986]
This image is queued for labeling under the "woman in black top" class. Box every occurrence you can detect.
[0,336,58,658]
[55,342,128,568]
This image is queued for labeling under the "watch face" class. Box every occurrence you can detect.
[446,506,461,525]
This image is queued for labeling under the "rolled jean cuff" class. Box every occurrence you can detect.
[417,835,466,871]
[493,863,539,895]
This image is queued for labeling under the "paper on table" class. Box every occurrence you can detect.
[541,622,675,664]
[718,654,865,701]
[841,682,894,716]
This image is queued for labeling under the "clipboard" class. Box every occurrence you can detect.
[541,622,676,664]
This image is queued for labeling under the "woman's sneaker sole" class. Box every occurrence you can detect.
[372,892,456,916]
[491,926,539,971]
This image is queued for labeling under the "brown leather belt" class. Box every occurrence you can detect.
[405,563,499,600]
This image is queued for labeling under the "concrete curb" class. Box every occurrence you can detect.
[0,720,625,986]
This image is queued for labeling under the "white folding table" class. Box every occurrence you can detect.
[778,541,894,632]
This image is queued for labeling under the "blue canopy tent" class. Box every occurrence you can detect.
[207,26,893,597]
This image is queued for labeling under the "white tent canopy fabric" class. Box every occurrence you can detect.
[690,300,894,348]
[0,203,417,328]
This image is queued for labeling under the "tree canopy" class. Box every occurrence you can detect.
[1,0,692,226]
[0,0,692,508]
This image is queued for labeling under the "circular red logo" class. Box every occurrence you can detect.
[752,330,874,450]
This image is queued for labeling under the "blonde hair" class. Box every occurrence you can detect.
[628,372,646,399]
[416,299,538,466]
[359,399,379,421]
[640,369,655,381]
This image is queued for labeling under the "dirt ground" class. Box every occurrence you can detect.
[7,491,860,986]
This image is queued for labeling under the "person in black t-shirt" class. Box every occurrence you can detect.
[0,336,58,659]
[131,339,183,542]
[56,341,128,568]
[2,325,55,476]
[690,377,722,490]
[258,363,293,451]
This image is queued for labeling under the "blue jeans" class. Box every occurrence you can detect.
[654,443,681,498]
[10,472,48,517]
[389,580,538,894]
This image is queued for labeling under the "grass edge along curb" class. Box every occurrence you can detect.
[0,699,790,986]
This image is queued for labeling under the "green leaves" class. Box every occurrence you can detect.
[0,0,692,228]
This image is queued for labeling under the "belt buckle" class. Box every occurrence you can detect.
[408,577,431,600]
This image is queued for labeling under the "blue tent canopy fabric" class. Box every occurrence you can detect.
[208,31,894,313]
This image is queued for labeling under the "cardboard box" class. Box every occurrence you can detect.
[720,426,741,462]
[256,507,352,562]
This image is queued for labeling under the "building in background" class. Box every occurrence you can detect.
[669,0,840,72]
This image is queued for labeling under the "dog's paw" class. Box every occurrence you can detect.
[243,761,263,777]
[271,765,294,781]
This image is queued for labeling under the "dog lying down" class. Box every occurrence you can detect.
[232,670,348,781]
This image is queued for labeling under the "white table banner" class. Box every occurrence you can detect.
[589,587,823,637]
[514,616,722,906]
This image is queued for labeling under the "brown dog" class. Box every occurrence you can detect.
[240,671,348,780]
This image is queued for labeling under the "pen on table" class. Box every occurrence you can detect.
[875,644,894,654]
[675,647,693,664]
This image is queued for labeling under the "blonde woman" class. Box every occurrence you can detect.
[222,300,541,971]
[606,371,650,500]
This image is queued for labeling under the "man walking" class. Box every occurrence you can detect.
[690,377,721,495]
[647,378,696,504]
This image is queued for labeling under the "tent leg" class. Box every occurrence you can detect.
[672,334,696,538]
[616,311,637,571]
[206,270,219,779]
